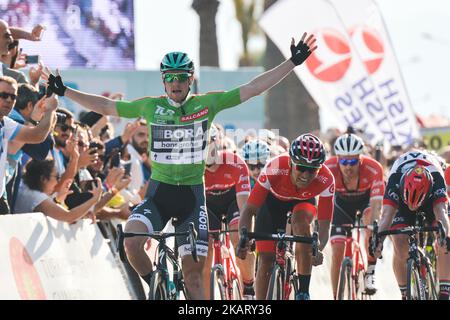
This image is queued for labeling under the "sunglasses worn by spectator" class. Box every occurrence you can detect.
[163,73,190,83]
[0,92,17,101]
[339,158,359,166]
[57,124,75,133]
[291,160,320,173]
[248,163,265,171]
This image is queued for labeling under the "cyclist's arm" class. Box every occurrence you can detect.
[236,193,249,213]
[369,197,383,225]
[433,201,450,237]
[317,220,331,251]
[239,179,269,232]
[378,203,396,233]
[239,202,259,233]
[239,59,294,103]
[317,193,334,250]
[65,87,118,116]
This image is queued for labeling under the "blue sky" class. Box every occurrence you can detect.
[135,0,450,130]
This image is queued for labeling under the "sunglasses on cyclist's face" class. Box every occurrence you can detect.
[291,160,320,173]
[163,73,191,83]
[0,92,17,101]
[248,163,265,171]
[338,158,359,166]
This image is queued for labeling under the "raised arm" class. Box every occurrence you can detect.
[13,95,57,144]
[239,32,317,103]
[10,24,45,41]
[44,69,118,116]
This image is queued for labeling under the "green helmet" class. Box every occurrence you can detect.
[160,52,194,73]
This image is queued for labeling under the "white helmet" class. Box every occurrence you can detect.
[334,133,365,156]
[241,139,271,164]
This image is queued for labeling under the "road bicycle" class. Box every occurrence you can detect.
[117,219,198,300]
[335,211,373,300]
[371,214,445,300]
[209,215,242,300]
[239,214,318,300]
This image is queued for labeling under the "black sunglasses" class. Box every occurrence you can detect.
[248,163,265,170]
[57,124,76,133]
[291,160,320,173]
[0,92,17,101]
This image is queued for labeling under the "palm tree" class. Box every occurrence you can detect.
[233,0,259,66]
[263,0,320,140]
[192,0,220,67]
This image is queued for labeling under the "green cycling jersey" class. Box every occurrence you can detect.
[116,88,241,185]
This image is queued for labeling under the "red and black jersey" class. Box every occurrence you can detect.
[247,154,335,220]
[205,150,251,195]
[325,155,385,202]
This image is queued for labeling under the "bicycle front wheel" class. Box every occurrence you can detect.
[210,265,227,300]
[266,264,283,300]
[406,259,425,300]
[422,260,438,300]
[230,276,242,300]
[337,258,354,300]
[149,270,168,300]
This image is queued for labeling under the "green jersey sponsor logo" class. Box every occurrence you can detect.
[151,120,208,165]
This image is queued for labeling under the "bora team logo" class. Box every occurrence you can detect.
[305,26,384,82]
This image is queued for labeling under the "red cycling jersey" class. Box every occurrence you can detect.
[324,155,385,201]
[205,150,251,196]
[247,154,335,220]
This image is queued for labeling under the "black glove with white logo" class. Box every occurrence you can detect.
[47,74,67,97]
[290,37,313,66]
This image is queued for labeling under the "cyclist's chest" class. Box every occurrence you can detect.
[149,103,210,125]
[270,175,323,200]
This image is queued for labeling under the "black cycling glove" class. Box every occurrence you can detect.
[290,39,312,66]
[47,74,67,96]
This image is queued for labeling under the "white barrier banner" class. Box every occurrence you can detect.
[328,0,420,145]
[260,0,418,145]
[0,213,133,300]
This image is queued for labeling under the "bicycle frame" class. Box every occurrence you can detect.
[210,217,241,300]
[339,213,369,299]
[240,225,318,300]
[116,221,198,300]
[153,238,185,300]
[372,216,445,300]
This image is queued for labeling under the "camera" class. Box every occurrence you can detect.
[55,112,67,125]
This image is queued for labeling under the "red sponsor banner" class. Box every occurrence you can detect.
[181,107,209,122]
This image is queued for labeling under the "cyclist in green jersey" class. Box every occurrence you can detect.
[44,32,317,299]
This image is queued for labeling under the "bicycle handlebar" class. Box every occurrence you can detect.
[116,222,199,263]
[239,227,319,257]
[369,220,447,258]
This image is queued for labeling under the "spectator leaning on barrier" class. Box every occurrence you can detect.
[44,32,317,299]
[0,75,57,214]
[7,83,54,209]
[14,159,102,222]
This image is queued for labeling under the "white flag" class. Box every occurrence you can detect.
[328,0,420,145]
[259,0,418,145]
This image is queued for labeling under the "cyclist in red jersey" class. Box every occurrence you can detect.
[238,134,335,300]
[204,125,255,299]
[324,133,384,298]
